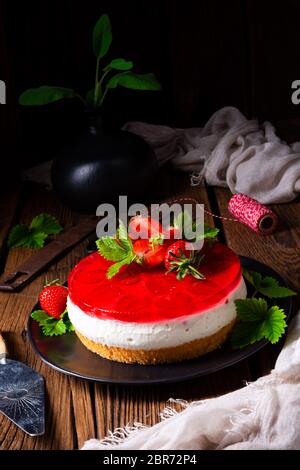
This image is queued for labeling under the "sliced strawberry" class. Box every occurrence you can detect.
[129,216,163,240]
[39,285,68,319]
[165,240,205,280]
[133,239,166,267]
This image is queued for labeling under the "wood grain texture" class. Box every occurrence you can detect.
[214,187,300,290]
[0,188,22,273]
[0,182,298,449]
[214,186,300,378]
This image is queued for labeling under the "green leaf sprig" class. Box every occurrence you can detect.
[96,220,136,279]
[31,309,74,336]
[19,14,161,109]
[231,269,297,349]
[173,210,220,242]
[8,213,63,249]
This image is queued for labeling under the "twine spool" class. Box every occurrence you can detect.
[165,194,278,236]
[228,193,278,235]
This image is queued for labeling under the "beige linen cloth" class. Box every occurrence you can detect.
[24,106,300,204]
[82,311,300,450]
[123,106,300,204]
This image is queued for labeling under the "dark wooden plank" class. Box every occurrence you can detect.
[214,188,300,291]
[0,189,22,273]
[214,187,300,378]
[0,186,95,450]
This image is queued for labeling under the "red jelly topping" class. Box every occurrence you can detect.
[68,242,242,323]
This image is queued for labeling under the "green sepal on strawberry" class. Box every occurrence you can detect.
[165,240,205,280]
[31,280,74,336]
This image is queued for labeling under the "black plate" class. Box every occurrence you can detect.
[27,257,295,384]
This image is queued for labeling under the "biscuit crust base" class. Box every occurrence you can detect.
[75,319,235,365]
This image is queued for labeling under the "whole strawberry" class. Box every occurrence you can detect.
[39,283,68,319]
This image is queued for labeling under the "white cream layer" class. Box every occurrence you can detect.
[67,277,247,350]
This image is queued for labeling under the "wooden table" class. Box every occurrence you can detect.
[0,177,299,450]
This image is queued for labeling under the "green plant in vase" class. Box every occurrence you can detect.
[19,13,161,109]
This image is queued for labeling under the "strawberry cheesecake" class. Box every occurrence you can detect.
[67,242,247,364]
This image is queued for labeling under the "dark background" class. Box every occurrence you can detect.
[0,0,300,183]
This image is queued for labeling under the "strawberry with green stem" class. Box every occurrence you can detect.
[31,279,74,336]
[165,241,205,280]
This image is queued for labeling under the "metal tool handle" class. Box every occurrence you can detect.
[0,333,7,364]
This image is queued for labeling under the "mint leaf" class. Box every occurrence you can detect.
[231,298,288,349]
[235,298,268,322]
[96,237,127,261]
[243,269,296,298]
[42,318,66,336]
[261,306,287,344]
[8,224,30,248]
[29,213,62,235]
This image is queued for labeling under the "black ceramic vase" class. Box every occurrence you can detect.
[51,113,158,213]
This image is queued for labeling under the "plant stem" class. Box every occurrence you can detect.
[99,85,109,107]
[74,93,87,107]
[94,68,111,108]
[98,68,110,90]
[94,58,100,106]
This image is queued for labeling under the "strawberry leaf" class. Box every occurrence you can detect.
[231,298,288,349]
[258,277,296,298]
[29,213,63,235]
[117,219,133,252]
[231,320,264,349]
[31,308,74,336]
[61,310,75,332]
[97,219,136,278]
[106,254,135,279]
[96,237,127,261]
[8,224,30,248]
[261,306,287,344]
[235,298,268,322]
[8,213,63,249]
[31,310,52,324]
[203,224,220,239]
[24,231,48,249]
[243,269,296,298]
[41,318,66,336]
